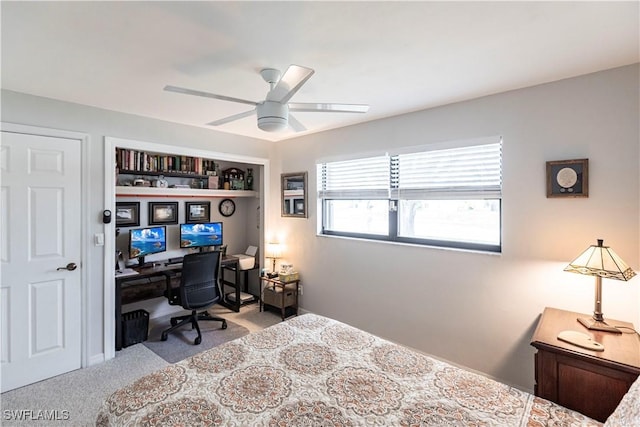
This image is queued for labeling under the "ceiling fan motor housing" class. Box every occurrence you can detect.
[257,101,288,132]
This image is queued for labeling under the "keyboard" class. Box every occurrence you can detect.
[164,257,183,266]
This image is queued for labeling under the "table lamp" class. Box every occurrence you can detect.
[564,239,636,334]
[266,242,282,275]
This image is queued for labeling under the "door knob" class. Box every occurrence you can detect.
[57,262,77,271]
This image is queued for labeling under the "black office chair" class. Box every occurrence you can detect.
[161,251,227,345]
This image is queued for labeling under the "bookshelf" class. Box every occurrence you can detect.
[115,148,257,198]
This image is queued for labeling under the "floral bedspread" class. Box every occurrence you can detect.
[97,313,601,426]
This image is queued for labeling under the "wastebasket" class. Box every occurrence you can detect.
[122,309,149,347]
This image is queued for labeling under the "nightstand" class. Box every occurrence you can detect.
[260,276,300,320]
[531,307,640,422]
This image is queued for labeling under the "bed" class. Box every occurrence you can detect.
[97,313,639,426]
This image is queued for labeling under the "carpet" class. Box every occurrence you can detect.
[143,313,249,363]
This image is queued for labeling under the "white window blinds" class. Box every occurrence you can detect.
[396,142,502,199]
[317,155,390,199]
[318,139,502,201]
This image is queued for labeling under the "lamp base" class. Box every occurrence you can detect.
[577,317,622,334]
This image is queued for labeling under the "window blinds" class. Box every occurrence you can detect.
[317,139,502,201]
[317,155,390,199]
[396,142,502,199]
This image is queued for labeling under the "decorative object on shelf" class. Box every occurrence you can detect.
[149,202,178,225]
[207,172,220,190]
[564,239,636,333]
[115,202,140,227]
[218,198,236,217]
[185,201,211,224]
[133,178,151,187]
[222,168,245,190]
[281,172,307,218]
[190,178,206,189]
[546,158,588,198]
[266,242,282,277]
[246,168,254,191]
[152,175,168,188]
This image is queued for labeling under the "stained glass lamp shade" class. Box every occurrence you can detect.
[564,239,636,333]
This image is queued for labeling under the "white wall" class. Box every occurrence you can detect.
[269,64,640,391]
[1,90,273,362]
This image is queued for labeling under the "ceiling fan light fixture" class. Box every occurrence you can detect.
[257,101,288,132]
[164,64,369,133]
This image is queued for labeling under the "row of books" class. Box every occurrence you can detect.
[115,148,217,175]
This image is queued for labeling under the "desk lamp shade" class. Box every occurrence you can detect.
[564,239,636,333]
[266,242,282,273]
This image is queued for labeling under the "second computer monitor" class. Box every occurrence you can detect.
[180,222,223,249]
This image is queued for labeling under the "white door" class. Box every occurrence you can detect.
[1,130,82,392]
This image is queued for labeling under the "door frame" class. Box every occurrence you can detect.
[0,122,90,369]
[103,136,270,360]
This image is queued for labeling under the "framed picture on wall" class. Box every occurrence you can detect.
[546,158,589,198]
[115,202,140,227]
[186,201,211,223]
[149,202,178,225]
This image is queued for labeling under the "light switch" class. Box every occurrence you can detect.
[94,233,105,246]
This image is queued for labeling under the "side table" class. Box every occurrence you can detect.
[260,276,300,320]
[530,306,640,422]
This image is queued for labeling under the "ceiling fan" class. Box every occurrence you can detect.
[164,64,369,132]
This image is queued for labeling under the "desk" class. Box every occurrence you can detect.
[114,256,239,351]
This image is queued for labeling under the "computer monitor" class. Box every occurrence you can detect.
[129,225,167,266]
[180,222,223,250]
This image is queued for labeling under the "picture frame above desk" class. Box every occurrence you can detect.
[116,202,140,227]
[281,172,307,218]
[149,202,178,225]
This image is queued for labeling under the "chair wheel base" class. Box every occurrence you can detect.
[222,321,227,329]
[161,332,168,341]
[194,336,201,345]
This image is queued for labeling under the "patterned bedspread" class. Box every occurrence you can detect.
[97,313,601,426]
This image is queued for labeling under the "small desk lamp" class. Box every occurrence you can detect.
[564,239,636,334]
[266,242,282,275]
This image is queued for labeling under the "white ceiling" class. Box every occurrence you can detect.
[2,1,638,142]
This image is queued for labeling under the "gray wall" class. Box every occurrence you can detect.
[268,64,640,391]
[1,90,272,362]
[2,64,638,391]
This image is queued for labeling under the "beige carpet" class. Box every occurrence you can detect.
[0,303,282,426]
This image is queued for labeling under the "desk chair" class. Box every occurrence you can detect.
[161,251,227,345]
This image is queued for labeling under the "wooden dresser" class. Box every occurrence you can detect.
[530,307,640,422]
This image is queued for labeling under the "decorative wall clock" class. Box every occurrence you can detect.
[546,158,588,198]
[218,198,236,217]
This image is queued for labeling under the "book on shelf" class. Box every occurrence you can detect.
[115,148,218,176]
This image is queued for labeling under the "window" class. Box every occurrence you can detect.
[317,138,502,252]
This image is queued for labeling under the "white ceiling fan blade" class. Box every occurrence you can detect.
[207,109,256,126]
[266,65,315,104]
[164,85,257,106]
[288,114,306,132]
[289,102,369,113]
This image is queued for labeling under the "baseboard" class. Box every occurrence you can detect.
[88,353,105,366]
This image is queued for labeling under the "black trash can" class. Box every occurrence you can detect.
[122,309,149,347]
